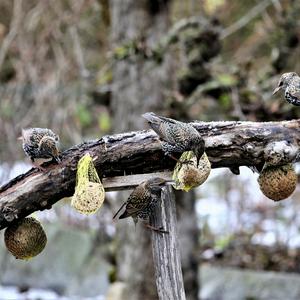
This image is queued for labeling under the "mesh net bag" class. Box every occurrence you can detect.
[71,153,105,214]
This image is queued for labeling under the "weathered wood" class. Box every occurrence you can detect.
[1,119,300,229]
[103,171,172,191]
[150,186,186,300]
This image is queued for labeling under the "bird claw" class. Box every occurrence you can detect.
[38,166,47,172]
[178,160,194,167]
[32,162,47,172]
[157,226,169,234]
[145,224,169,234]
[167,154,194,167]
[55,156,61,164]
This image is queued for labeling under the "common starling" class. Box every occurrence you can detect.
[19,128,61,170]
[273,72,300,106]
[142,112,205,166]
[113,177,171,233]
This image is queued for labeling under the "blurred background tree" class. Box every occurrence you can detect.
[1,0,300,299]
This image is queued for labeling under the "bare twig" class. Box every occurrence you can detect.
[220,0,273,40]
[69,26,90,78]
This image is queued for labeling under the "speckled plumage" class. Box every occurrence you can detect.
[20,128,60,165]
[113,177,168,226]
[273,72,300,106]
[142,112,205,165]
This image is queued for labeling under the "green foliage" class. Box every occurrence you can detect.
[97,69,113,85]
[203,0,225,15]
[113,45,130,60]
[214,235,233,250]
[219,93,231,109]
[0,100,13,118]
[108,266,117,283]
[216,74,237,86]
[113,41,136,60]
[76,103,93,128]
[98,110,111,133]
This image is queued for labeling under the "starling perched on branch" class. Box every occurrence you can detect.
[273,72,300,106]
[19,128,61,170]
[142,112,205,165]
[113,177,172,233]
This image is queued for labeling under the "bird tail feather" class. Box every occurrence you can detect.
[118,210,130,219]
[112,202,127,219]
[142,112,176,139]
[142,112,162,132]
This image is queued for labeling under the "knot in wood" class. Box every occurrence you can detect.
[264,141,298,166]
[2,206,18,222]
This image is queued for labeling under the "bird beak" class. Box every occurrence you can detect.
[17,136,22,141]
[55,156,61,163]
[272,86,281,95]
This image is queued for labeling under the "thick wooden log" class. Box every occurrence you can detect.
[150,186,186,300]
[0,119,300,229]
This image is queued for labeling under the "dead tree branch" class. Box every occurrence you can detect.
[1,119,300,229]
[220,0,273,39]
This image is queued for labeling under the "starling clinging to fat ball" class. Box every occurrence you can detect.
[142,112,205,166]
[19,128,61,170]
[273,72,300,106]
[113,177,172,233]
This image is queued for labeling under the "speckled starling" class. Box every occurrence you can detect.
[142,112,205,166]
[113,177,171,233]
[19,128,61,169]
[273,72,300,106]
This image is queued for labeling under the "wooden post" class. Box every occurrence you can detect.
[150,186,186,300]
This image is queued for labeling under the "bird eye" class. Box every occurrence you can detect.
[279,81,283,86]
